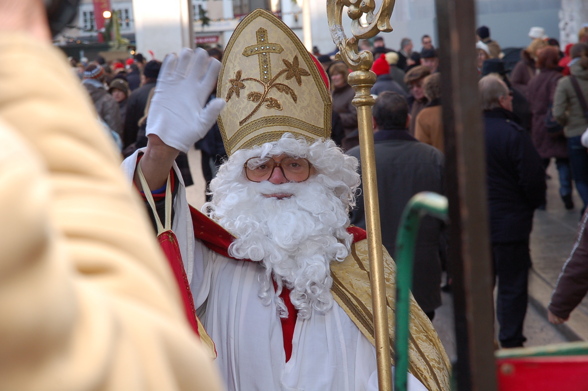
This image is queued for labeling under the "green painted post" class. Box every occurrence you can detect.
[394,192,448,391]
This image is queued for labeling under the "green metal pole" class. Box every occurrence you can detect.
[394,192,448,391]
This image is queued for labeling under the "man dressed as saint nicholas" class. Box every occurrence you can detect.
[122,10,451,391]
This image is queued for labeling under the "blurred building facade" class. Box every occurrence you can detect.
[55,0,587,61]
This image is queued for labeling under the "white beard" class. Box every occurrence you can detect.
[205,175,353,319]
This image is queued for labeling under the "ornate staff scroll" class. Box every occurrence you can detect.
[327,1,395,390]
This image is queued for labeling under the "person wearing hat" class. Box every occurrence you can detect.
[420,48,439,73]
[476,25,502,59]
[415,73,444,153]
[404,65,431,135]
[385,51,409,92]
[82,63,122,137]
[109,78,129,125]
[123,59,161,149]
[476,41,492,73]
[370,55,407,97]
[124,10,451,391]
[528,26,547,40]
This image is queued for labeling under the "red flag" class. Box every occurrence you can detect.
[93,0,112,33]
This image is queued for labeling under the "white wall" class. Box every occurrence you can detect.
[132,0,192,59]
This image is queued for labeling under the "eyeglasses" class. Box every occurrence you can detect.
[244,156,312,183]
[423,40,432,45]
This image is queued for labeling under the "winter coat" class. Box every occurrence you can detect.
[390,66,409,92]
[526,68,567,158]
[415,99,444,153]
[553,61,588,138]
[548,211,588,320]
[332,83,358,150]
[481,37,502,59]
[347,129,445,313]
[408,97,427,136]
[483,108,546,243]
[510,50,536,96]
[123,81,156,148]
[371,74,408,97]
[83,82,123,137]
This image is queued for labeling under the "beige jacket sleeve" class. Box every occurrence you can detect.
[0,33,223,391]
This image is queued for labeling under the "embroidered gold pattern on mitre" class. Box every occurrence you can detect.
[217,9,332,155]
[225,27,310,127]
[330,239,452,391]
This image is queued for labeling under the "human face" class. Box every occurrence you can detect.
[477,49,489,69]
[421,57,438,73]
[244,154,316,198]
[111,89,126,103]
[409,80,425,100]
[498,90,513,112]
[422,37,433,50]
[330,72,346,89]
[405,41,413,53]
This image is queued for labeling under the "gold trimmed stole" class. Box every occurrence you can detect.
[331,239,452,391]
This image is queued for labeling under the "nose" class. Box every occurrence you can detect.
[268,165,288,184]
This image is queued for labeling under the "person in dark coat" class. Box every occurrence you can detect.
[123,60,161,150]
[126,63,141,91]
[510,38,548,96]
[482,59,533,132]
[108,78,129,127]
[548,210,588,324]
[479,74,546,348]
[81,64,122,137]
[347,92,445,319]
[404,65,431,136]
[526,46,573,209]
[370,55,408,97]
[329,62,358,151]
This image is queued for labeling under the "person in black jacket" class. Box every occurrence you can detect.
[479,74,546,348]
[123,60,161,150]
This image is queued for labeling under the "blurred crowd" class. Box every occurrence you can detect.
[70,24,588,346]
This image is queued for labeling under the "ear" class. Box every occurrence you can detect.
[405,114,411,129]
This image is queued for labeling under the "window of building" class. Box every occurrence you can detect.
[82,10,95,31]
[113,8,132,30]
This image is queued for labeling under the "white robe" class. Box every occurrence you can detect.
[122,154,427,391]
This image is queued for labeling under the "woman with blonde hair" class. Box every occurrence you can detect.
[511,38,548,95]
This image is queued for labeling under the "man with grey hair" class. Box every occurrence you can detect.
[479,74,546,348]
[397,37,413,70]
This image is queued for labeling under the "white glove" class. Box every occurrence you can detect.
[581,127,588,148]
[146,47,226,153]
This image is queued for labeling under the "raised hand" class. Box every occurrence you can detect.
[146,47,226,153]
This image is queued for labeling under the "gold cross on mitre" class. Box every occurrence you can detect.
[242,28,284,82]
